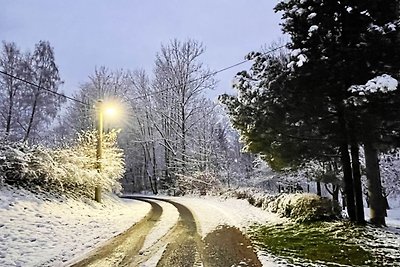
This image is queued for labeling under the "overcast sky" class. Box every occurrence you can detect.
[1,0,283,100]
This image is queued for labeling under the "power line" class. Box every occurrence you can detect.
[129,44,287,101]
[0,70,90,106]
[0,44,287,105]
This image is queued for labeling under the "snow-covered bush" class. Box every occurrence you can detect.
[0,130,125,197]
[265,193,341,222]
[220,187,340,222]
[53,130,125,195]
[176,171,222,195]
[0,142,53,189]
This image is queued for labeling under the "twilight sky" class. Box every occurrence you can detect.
[1,0,283,100]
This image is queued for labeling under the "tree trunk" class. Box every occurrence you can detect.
[24,94,39,142]
[6,89,14,134]
[350,143,365,224]
[342,192,347,210]
[340,142,356,221]
[316,181,322,196]
[181,104,186,175]
[364,142,386,226]
[152,144,158,194]
[333,185,339,203]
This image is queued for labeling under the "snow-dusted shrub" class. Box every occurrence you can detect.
[260,194,280,210]
[218,187,267,207]
[53,130,125,196]
[176,171,222,195]
[0,141,51,188]
[0,130,125,197]
[218,187,340,222]
[265,193,340,222]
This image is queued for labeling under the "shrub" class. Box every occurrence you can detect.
[0,130,125,198]
[266,193,341,222]
[176,171,222,195]
[219,188,340,223]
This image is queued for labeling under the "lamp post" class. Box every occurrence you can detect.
[95,100,119,203]
[95,100,104,202]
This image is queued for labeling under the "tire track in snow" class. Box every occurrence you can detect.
[69,198,162,267]
[141,197,203,267]
[68,196,266,267]
[124,197,202,266]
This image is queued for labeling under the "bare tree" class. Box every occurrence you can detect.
[22,41,64,142]
[0,41,24,138]
[60,66,129,138]
[151,39,216,188]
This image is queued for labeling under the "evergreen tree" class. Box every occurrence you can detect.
[274,0,400,225]
[222,0,399,225]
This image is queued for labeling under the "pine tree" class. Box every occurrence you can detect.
[274,0,400,225]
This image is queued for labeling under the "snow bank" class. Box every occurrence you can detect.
[0,186,150,267]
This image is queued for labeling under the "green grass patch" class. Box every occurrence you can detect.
[249,222,376,267]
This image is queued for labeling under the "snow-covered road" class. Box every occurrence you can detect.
[69,195,286,266]
[0,187,285,267]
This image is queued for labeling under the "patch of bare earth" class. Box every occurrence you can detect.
[202,225,262,267]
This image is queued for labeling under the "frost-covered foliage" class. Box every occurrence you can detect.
[0,130,124,197]
[175,171,222,196]
[346,74,399,106]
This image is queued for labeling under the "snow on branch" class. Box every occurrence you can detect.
[349,74,398,96]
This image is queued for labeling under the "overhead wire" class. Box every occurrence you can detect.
[0,70,89,106]
[0,44,287,105]
[128,44,287,101]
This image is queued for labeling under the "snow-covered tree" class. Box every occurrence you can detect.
[21,41,65,142]
[0,41,65,142]
[274,0,400,226]
[222,0,399,225]
[150,39,216,188]
[0,42,24,139]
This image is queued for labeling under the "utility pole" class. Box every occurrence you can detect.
[95,100,103,203]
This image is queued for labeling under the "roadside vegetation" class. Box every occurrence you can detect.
[0,130,124,198]
[249,221,400,267]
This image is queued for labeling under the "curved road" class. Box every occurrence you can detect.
[69,196,261,267]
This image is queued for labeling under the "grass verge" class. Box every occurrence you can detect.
[248,221,383,267]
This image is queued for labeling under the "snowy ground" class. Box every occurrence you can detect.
[0,187,151,267]
[1,186,400,267]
